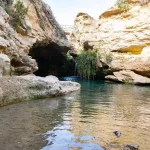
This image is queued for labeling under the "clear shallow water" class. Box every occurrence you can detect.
[0,77,150,150]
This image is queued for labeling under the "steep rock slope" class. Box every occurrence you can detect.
[0,0,80,106]
[0,0,71,76]
[70,0,150,84]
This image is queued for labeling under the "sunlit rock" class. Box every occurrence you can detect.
[70,1,150,84]
[0,54,10,77]
[0,75,80,107]
[0,0,71,76]
[106,70,150,84]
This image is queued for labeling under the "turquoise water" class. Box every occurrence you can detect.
[0,77,150,150]
[42,77,150,150]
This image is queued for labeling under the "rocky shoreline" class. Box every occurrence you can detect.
[0,75,80,107]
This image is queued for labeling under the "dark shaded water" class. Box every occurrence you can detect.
[0,77,150,150]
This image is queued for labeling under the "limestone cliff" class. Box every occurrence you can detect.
[0,0,81,106]
[0,0,71,76]
[70,0,150,84]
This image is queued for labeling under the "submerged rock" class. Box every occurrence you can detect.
[113,131,121,137]
[0,75,80,107]
[122,144,139,150]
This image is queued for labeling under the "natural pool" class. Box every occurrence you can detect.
[0,77,150,150]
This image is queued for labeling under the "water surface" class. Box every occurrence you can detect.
[0,77,150,150]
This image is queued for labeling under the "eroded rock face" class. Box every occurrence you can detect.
[71,2,150,54]
[0,0,71,76]
[70,1,150,84]
[0,54,10,77]
[0,75,80,107]
[0,1,80,106]
[106,70,150,84]
[107,52,150,77]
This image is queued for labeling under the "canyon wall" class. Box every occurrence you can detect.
[0,0,71,76]
[70,0,150,84]
[0,0,80,106]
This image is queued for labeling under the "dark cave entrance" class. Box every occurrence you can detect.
[29,42,66,77]
[29,42,75,77]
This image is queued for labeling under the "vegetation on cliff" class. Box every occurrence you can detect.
[116,0,129,11]
[12,0,28,27]
[76,51,97,79]
[116,0,150,9]
[1,0,28,28]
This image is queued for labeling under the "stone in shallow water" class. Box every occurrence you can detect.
[113,131,121,137]
[122,144,139,150]
[66,97,74,100]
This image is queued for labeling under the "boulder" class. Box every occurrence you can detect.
[122,144,139,150]
[0,75,80,107]
[108,53,150,78]
[106,70,150,84]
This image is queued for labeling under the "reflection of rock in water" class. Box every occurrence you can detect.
[68,79,150,150]
[0,97,68,150]
[0,79,149,150]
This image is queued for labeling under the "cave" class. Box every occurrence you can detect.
[29,42,67,77]
[83,41,94,52]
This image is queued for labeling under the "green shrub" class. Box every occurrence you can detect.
[76,51,97,79]
[123,78,130,84]
[66,50,71,57]
[117,0,129,11]
[4,5,12,14]
[11,0,28,28]
[0,3,12,15]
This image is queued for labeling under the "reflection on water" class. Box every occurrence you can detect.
[42,122,102,150]
[0,77,150,150]
[41,89,103,150]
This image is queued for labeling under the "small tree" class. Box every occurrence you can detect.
[116,0,129,11]
[11,0,28,27]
